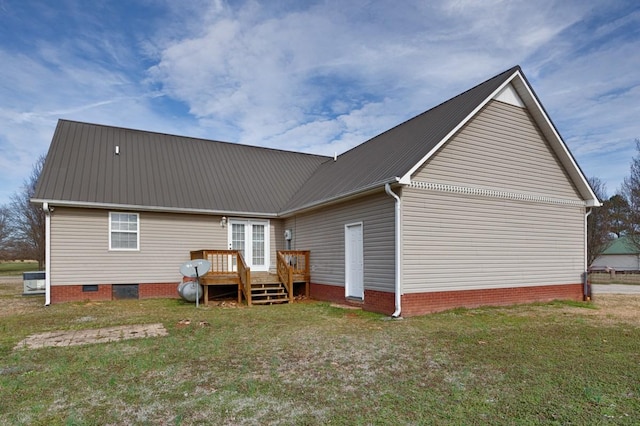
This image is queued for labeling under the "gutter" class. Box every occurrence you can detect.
[43,202,51,306]
[278,178,399,217]
[385,183,402,318]
[30,199,279,219]
[584,208,592,301]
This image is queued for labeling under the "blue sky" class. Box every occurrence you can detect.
[0,0,638,206]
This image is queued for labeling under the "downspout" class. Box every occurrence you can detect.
[584,208,592,301]
[43,202,51,306]
[385,183,402,318]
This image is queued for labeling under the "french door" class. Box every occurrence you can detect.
[228,219,270,271]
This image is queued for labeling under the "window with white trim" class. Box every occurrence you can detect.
[109,212,139,250]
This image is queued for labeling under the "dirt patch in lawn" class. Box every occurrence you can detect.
[586,294,640,323]
[0,277,44,317]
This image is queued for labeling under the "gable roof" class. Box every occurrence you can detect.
[33,66,600,215]
[601,237,639,255]
[281,65,599,213]
[33,120,329,216]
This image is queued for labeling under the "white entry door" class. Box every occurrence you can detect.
[345,222,364,300]
[228,219,270,271]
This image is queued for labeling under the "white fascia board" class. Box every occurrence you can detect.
[399,72,518,185]
[399,69,601,207]
[509,73,601,207]
[278,177,401,217]
[29,198,279,218]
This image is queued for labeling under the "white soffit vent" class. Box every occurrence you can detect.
[494,83,525,108]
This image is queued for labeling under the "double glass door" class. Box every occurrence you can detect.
[228,219,269,271]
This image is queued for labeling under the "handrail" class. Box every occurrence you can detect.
[236,251,251,306]
[190,249,251,305]
[277,250,311,299]
[277,252,294,303]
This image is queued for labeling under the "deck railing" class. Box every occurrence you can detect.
[237,252,251,306]
[190,249,251,304]
[277,250,311,299]
[277,252,294,303]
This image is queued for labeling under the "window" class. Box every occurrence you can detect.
[109,212,139,250]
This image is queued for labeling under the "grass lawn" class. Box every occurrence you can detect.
[1,282,639,425]
[0,261,40,276]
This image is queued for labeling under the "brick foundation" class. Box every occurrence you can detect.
[310,282,583,317]
[51,282,181,303]
[401,283,583,317]
[363,289,396,315]
[138,283,182,299]
[310,282,347,304]
[50,281,583,314]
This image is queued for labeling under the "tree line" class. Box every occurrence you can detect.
[0,155,46,269]
[587,139,640,265]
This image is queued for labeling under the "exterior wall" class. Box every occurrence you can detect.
[422,100,582,200]
[285,191,395,294]
[50,207,284,288]
[591,254,640,271]
[401,99,586,300]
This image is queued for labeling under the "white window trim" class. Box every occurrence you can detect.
[227,218,270,271]
[109,212,140,251]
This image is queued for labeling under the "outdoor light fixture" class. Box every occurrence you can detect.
[220,216,227,228]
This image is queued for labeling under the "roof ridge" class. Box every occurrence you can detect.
[335,65,521,159]
[56,119,332,160]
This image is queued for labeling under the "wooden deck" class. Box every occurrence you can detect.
[189,250,310,306]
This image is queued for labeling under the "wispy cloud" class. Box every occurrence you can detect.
[0,0,638,204]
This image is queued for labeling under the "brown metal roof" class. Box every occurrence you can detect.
[280,66,521,212]
[33,121,330,215]
[38,65,595,215]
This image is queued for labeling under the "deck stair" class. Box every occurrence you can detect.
[250,272,290,305]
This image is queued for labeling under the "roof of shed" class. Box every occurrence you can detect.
[602,237,640,255]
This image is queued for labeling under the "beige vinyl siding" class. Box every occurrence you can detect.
[417,100,582,200]
[50,208,282,285]
[284,191,395,292]
[402,189,585,292]
[402,99,586,293]
[271,219,286,267]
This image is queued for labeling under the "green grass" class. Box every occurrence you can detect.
[0,261,39,276]
[1,292,639,425]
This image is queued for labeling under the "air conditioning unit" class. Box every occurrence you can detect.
[23,271,46,295]
[284,229,293,241]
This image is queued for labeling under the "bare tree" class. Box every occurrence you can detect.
[9,155,46,268]
[0,206,11,260]
[622,139,640,250]
[586,177,612,266]
[607,194,630,238]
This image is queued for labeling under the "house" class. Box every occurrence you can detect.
[591,237,640,272]
[33,66,600,316]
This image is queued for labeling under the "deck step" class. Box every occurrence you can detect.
[252,298,289,305]
[250,272,281,285]
[251,284,284,290]
[249,278,291,305]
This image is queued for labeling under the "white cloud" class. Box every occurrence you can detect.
[150,0,593,155]
[0,0,637,205]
